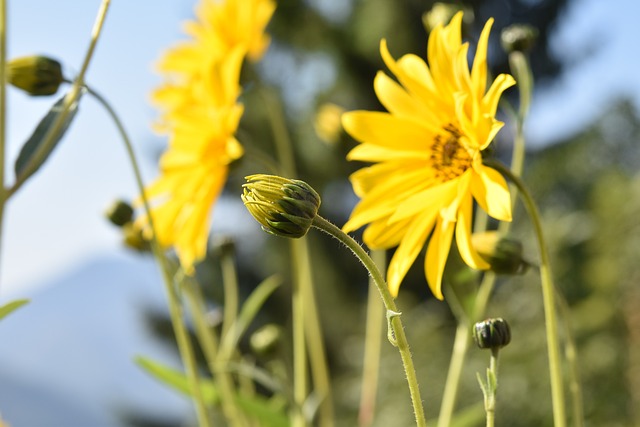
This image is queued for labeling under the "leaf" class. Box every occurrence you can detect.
[134,356,219,404]
[14,92,81,184]
[136,356,289,427]
[218,275,281,361]
[0,299,29,321]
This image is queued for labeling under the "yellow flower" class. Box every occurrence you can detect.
[137,0,274,273]
[342,12,515,300]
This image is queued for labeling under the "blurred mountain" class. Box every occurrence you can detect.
[0,252,190,427]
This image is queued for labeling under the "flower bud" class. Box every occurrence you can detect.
[122,223,151,252]
[501,24,539,53]
[471,231,530,275]
[423,3,472,32]
[105,199,134,227]
[250,324,283,356]
[7,55,64,96]
[212,235,236,258]
[242,174,321,239]
[314,103,344,145]
[473,318,511,350]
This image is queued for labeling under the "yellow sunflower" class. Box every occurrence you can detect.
[137,0,275,273]
[342,12,515,300]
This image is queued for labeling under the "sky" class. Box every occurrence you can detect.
[1,0,639,298]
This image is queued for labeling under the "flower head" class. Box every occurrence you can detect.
[137,0,274,273]
[473,318,512,349]
[7,55,64,96]
[242,175,321,238]
[342,12,515,299]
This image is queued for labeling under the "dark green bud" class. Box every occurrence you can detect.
[501,24,539,53]
[105,199,134,227]
[472,231,530,275]
[473,318,511,350]
[122,223,151,252]
[212,236,236,258]
[7,55,64,96]
[242,174,321,239]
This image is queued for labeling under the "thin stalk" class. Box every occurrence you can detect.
[311,215,427,427]
[0,0,7,291]
[295,237,335,427]
[220,248,239,346]
[437,322,471,427]
[7,0,110,199]
[485,159,566,427]
[86,84,211,427]
[358,250,385,427]
[484,348,500,427]
[291,240,307,427]
[182,274,244,426]
[263,84,333,426]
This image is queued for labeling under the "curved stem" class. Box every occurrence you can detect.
[485,159,566,427]
[311,215,427,427]
[7,0,110,199]
[86,85,211,427]
[0,0,6,292]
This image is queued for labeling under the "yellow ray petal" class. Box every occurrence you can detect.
[387,210,439,297]
[389,178,458,223]
[425,216,455,300]
[342,111,438,150]
[482,73,516,117]
[363,216,412,249]
[346,144,431,163]
[374,71,428,119]
[471,18,493,100]
[455,194,490,269]
[471,164,512,222]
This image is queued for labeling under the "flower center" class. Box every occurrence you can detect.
[430,124,472,182]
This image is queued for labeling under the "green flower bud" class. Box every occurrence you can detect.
[122,223,151,252]
[471,231,530,275]
[212,235,236,258]
[7,55,64,96]
[242,174,321,239]
[501,24,539,53]
[473,318,511,350]
[105,199,134,227]
[250,324,283,356]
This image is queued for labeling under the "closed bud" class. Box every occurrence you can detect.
[105,199,134,227]
[242,174,321,239]
[212,236,236,258]
[472,231,530,275]
[250,324,283,356]
[7,55,64,96]
[122,223,151,252]
[501,24,538,53]
[423,3,473,32]
[473,318,511,350]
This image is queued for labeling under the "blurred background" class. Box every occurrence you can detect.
[1,0,639,425]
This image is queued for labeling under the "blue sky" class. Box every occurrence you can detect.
[1,0,639,297]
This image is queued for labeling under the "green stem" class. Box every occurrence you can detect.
[7,0,110,200]
[437,322,470,427]
[358,250,385,427]
[182,274,243,426]
[485,159,567,427]
[311,215,427,427]
[0,0,6,291]
[485,348,499,427]
[220,248,239,346]
[291,239,307,427]
[86,84,211,427]
[295,237,335,427]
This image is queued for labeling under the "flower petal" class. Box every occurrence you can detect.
[374,71,429,120]
[388,178,458,223]
[425,216,455,300]
[483,73,516,117]
[363,216,412,249]
[471,164,512,222]
[387,210,438,297]
[342,111,438,150]
[455,194,490,270]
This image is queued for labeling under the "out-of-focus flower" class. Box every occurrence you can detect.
[342,12,515,299]
[137,0,275,273]
[242,174,321,239]
[423,3,472,33]
[7,55,64,96]
[314,103,345,145]
[471,231,530,275]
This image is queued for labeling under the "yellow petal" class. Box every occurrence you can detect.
[342,111,438,150]
[374,71,427,120]
[349,161,425,197]
[471,164,512,222]
[482,73,516,117]
[388,178,457,223]
[471,18,493,99]
[425,216,455,300]
[455,194,490,269]
[363,216,412,249]
[387,210,439,297]
[346,144,431,163]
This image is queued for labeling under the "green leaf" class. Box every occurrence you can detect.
[134,356,219,404]
[0,299,30,321]
[219,275,281,361]
[14,93,81,184]
[136,356,289,426]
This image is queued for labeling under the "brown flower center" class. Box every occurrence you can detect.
[430,124,472,182]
